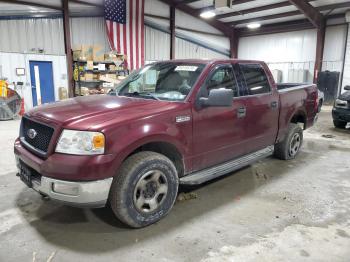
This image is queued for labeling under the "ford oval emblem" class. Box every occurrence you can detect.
[27,129,37,139]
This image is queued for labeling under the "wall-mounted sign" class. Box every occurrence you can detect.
[16,68,25,76]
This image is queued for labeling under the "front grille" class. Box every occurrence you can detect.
[21,117,54,154]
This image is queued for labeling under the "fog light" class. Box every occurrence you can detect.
[52,182,79,196]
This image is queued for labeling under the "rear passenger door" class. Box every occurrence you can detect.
[237,63,279,152]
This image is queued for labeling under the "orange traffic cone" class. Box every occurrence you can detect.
[19,98,25,116]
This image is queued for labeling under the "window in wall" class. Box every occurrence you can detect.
[204,66,239,97]
[240,64,271,95]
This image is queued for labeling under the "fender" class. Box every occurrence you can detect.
[106,120,192,176]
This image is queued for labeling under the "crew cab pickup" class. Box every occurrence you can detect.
[14,59,318,228]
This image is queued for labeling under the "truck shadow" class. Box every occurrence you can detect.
[14,149,320,254]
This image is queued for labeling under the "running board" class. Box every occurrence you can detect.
[180,146,274,185]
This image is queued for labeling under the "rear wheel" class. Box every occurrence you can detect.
[109,151,179,228]
[274,123,303,160]
[333,120,347,129]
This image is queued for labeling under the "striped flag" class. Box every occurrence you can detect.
[104,0,145,71]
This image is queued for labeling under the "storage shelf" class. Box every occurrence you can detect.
[74,60,118,65]
[83,69,128,74]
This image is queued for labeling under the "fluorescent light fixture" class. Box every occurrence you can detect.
[200,10,216,19]
[247,23,261,29]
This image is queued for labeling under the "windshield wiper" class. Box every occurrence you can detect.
[123,92,160,101]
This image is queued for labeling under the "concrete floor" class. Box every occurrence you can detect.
[0,106,350,262]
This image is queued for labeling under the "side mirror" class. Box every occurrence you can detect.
[344,86,350,91]
[199,88,233,108]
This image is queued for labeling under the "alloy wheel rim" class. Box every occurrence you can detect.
[289,133,301,157]
[133,170,168,213]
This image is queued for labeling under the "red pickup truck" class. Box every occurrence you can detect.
[14,59,318,228]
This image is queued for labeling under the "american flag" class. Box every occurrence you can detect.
[105,0,145,71]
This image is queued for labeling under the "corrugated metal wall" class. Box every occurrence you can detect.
[0,17,110,55]
[0,18,65,55]
[238,25,348,83]
[70,17,110,52]
[175,37,228,60]
[0,52,67,111]
[145,26,229,62]
[238,29,317,83]
[322,25,348,73]
[341,24,350,93]
[145,26,170,62]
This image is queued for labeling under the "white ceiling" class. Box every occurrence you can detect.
[0,0,104,17]
[188,0,350,27]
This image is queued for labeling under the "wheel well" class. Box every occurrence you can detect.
[126,142,184,177]
[290,112,306,129]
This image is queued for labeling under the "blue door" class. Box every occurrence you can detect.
[29,61,55,106]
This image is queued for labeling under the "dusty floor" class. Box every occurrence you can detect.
[0,106,350,262]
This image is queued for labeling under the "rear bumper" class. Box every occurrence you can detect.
[332,107,350,122]
[14,138,115,207]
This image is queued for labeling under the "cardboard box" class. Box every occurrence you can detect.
[72,45,93,61]
[93,45,105,61]
[85,73,94,81]
[87,61,94,70]
[106,74,117,79]
[73,50,82,61]
[58,87,68,100]
[100,75,121,84]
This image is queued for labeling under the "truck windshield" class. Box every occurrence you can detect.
[112,62,206,101]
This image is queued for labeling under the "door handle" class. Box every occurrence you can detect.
[237,106,246,118]
[270,101,278,109]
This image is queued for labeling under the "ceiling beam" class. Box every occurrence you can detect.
[238,13,345,37]
[69,0,103,8]
[175,0,257,7]
[216,0,320,20]
[160,0,232,36]
[287,0,323,28]
[225,2,350,27]
[0,0,63,11]
[226,10,301,26]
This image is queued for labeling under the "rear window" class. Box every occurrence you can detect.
[240,64,271,95]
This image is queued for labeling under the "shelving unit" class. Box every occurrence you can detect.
[73,60,129,96]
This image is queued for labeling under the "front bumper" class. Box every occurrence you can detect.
[14,139,115,208]
[332,107,350,122]
[31,175,112,208]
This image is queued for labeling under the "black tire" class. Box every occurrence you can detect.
[333,120,347,129]
[318,99,323,112]
[274,123,303,160]
[109,151,179,228]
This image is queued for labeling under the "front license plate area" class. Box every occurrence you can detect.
[19,162,32,188]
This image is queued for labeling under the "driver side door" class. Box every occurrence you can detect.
[191,64,250,172]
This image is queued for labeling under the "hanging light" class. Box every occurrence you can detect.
[247,23,261,29]
[200,8,216,19]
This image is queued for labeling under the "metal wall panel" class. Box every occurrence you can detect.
[342,24,350,93]
[175,37,228,60]
[0,17,110,55]
[145,25,229,62]
[70,17,110,52]
[0,52,67,111]
[145,26,170,62]
[0,18,65,55]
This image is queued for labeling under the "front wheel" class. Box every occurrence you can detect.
[333,120,347,129]
[274,123,303,160]
[109,151,179,228]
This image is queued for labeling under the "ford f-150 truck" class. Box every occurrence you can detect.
[14,59,318,228]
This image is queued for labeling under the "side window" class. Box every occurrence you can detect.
[203,66,238,97]
[239,64,271,95]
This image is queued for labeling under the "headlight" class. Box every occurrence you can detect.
[56,130,105,155]
[335,99,348,109]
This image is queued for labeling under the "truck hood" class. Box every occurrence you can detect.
[27,95,180,130]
